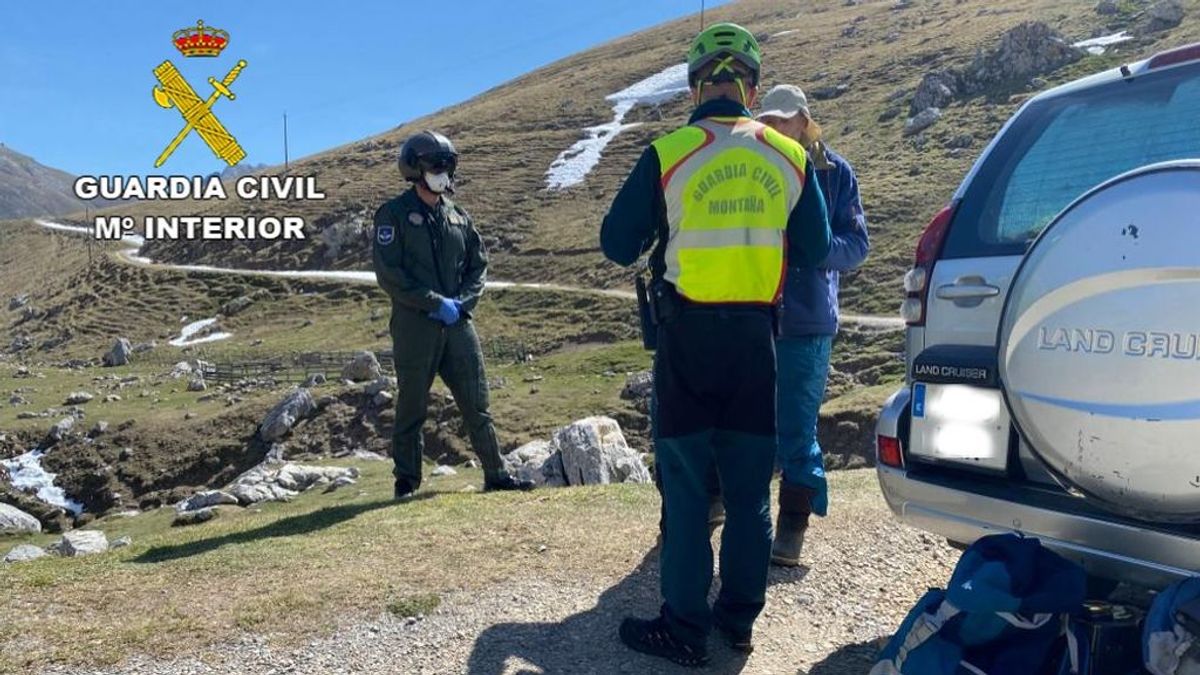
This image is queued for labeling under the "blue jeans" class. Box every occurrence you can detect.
[776,335,833,517]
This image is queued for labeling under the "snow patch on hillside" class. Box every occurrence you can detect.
[2,450,84,515]
[545,63,690,190]
[1073,31,1132,55]
[170,317,232,347]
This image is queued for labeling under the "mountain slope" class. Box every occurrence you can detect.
[95,0,1200,314]
[0,145,89,218]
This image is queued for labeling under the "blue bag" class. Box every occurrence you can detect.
[1144,577,1200,675]
[872,533,1088,675]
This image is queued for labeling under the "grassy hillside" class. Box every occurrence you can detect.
[78,0,1200,315]
[0,146,92,219]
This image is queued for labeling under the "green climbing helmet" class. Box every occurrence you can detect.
[687,22,762,87]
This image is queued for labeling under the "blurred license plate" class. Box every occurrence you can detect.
[909,383,1011,471]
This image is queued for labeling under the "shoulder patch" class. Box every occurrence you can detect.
[377,225,395,245]
[407,211,424,226]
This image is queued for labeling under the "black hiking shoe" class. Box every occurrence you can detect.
[393,479,416,501]
[484,473,535,492]
[714,616,754,654]
[618,617,709,668]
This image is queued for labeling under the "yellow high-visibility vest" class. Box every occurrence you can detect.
[651,116,807,304]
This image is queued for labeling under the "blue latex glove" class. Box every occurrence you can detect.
[428,297,460,325]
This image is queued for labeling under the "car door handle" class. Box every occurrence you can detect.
[935,282,1001,300]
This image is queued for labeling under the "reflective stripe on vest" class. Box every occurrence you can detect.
[652,116,807,304]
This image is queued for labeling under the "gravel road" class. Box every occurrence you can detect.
[40,473,957,675]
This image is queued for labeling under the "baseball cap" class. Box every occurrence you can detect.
[756,84,822,137]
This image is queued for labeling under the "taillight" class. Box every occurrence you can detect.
[878,434,904,468]
[1148,42,1200,70]
[900,201,958,326]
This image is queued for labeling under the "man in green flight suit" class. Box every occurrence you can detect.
[372,130,534,498]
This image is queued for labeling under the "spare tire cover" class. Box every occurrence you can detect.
[999,161,1200,523]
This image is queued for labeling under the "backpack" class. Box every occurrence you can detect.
[1144,577,1200,675]
[871,533,1088,675]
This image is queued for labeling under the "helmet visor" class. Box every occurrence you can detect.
[418,151,457,174]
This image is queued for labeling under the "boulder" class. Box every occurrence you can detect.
[1095,0,1119,14]
[373,391,394,408]
[1145,0,1185,32]
[504,441,567,488]
[341,351,382,382]
[132,341,157,354]
[322,475,357,493]
[320,215,367,263]
[65,391,94,405]
[111,535,132,549]
[170,361,193,378]
[187,375,207,392]
[302,373,327,388]
[220,295,255,316]
[904,108,942,136]
[274,463,360,492]
[173,507,217,527]
[365,376,397,396]
[102,338,133,367]
[88,421,109,438]
[4,544,46,563]
[8,294,29,311]
[431,465,457,477]
[176,490,240,513]
[620,371,654,401]
[230,480,297,506]
[59,530,109,556]
[910,70,960,116]
[259,388,316,442]
[47,416,75,442]
[0,503,41,533]
[555,417,651,486]
[960,22,1083,96]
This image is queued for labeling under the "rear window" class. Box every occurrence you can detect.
[944,61,1200,258]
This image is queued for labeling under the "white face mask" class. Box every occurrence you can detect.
[424,171,452,194]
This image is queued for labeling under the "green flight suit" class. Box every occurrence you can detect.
[371,188,504,488]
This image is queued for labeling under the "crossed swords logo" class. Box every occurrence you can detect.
[152,59,247,167]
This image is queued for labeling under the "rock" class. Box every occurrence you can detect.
[230,480,296,506]
[173,507,217,526]
[8,394,28,405]
[103,394,122,403]
[111,535,132,549]
[1095,0,1119,14]
[431,465,457,477]
[88,420,109,438]
[302,373,327,388]
[9,335,33,352]
[8,294,29,311]
[187,375,207,392]
[320,215,367,263]
[220,295,255,316]
[0,503,42,533]
[47,416,75,442]
[910,70,959,116]
[4,544,46,563]
[810,84,850,100]
[365,376,397,396]
[102,338,134,367]
[620,371,653,401]
[960,22,1083,96]
[555,417,651,486]
[904,108,941,136]
[373,391,394,408]
[273,463,360,492]
[119,447,134,461]
[65,391,94,405]
[170,361,193,378]
[501,440,566,487]
[878,106,902,123]
[945,133,975,149]
[259,388,316,442]
[323,475,357,493]
[59,530,109,556]
[177,490,240,513]
[341,351,382,382]
[1145,0,1184,32]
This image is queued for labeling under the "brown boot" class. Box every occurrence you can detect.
[771,483,815,566]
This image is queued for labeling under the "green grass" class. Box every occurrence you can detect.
[386,593,442,619]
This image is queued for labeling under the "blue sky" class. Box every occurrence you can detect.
[1,1,727,178]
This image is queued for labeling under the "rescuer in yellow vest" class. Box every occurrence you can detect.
[601,22,831,666]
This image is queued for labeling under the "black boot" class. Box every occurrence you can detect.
[394,478,416,501]
[484,473,535,492]
[714,615,754,654]
[618,616,709,668]
[771,483,815,566]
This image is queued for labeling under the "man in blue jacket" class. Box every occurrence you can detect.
[756,84,870,566]
[601,25,830,665]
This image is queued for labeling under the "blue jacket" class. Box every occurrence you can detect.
[779,143,869,336]
[600,98,831,294]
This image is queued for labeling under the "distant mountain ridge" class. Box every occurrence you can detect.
[0,144,88,219]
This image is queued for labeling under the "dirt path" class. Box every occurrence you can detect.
[33,220,906,331]
[39,473,955,675]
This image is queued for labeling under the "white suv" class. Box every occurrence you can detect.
[876,42,1200,589]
